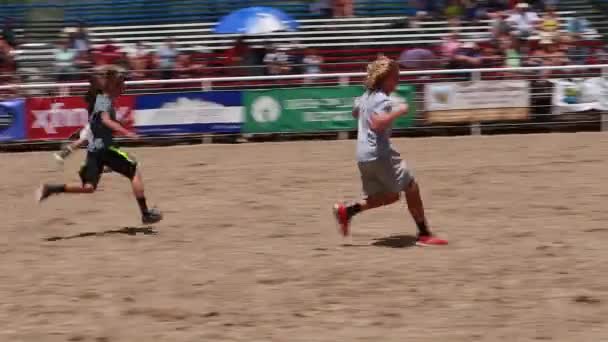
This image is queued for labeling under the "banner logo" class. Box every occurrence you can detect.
[251,96,281,123]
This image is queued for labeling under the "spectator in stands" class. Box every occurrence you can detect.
[502,37,522,67]
[567,14,589,37]
[480,44,504,68]
[408,10,428,29]
[74,49,94,77]
[0,37,14,72]
[126,42,149,79]
[54,39,77,81]
[71,21,91,53]
[310,0,332,18]
[302,48,323,82]
[157,38,179,79]
[449,42,482,69]
[565,35,590,65]
[463,0,485,23]
[440,32,462,63]
[2,17,16,48]
[333,0,354,17]
[264,46,291,75]
[507,3,540,39]
[225,37,253,76]
[444,0,464,25]
[590,44,608,65]
[539,6,560,38]
[532,38,567,77]
[490,11,512,38]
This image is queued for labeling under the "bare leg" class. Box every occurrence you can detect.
[404,180,426,224]
[37,183,95,202]
[131,170,145,199]
[131,169,163,224]
[404,180,432,236]
[334,192,400,236]
[64,183,95,194]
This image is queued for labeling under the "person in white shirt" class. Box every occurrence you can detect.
[507,3,540,38]
[302,48,323,83]
[263,46,290,75]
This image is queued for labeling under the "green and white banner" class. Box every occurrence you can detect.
[243,85,416,134]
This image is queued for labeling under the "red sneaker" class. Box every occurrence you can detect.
[416,235,448,247]
[333,203,351,236]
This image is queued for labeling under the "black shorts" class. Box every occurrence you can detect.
[79,147,137,188]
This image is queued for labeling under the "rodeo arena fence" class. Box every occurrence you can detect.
[1,64,608,151]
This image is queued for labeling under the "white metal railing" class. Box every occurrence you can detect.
[2,64,607,91]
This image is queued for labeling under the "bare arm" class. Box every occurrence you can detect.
[101,112,138,138]
[369,104,408,133]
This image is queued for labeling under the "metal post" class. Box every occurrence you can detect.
[602,113,608,132]
[471,71,481,82]
[59,85,69,97]
[470,122,481,136]
[337,131,349,140]
[202,80,212,91]
[339,76,350,86]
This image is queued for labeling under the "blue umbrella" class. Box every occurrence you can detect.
[214,7,299,34]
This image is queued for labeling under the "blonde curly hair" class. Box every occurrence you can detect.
[364,56,400,91]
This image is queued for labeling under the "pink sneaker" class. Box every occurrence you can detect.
[332,203,351,237]
[416,235,448,247]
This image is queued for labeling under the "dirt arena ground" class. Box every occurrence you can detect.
[1,133,608,341]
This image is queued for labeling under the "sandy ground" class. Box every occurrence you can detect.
[1,133,608,342]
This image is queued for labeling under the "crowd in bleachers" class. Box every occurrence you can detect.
[0,18,17,83]
[0,0,606,87]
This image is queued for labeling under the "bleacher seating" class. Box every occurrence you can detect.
[2,0,605,87]
[0,0,416,26]
[12,13,602,69]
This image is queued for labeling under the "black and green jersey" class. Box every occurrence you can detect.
[89,94,116,152]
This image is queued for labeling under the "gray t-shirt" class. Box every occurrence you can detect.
[88,94,116,152]
[356,90,397,162]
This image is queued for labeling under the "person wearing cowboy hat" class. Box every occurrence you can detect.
[507,3,540,38]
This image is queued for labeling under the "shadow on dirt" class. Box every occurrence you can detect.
[371,235,417,249]
[44,227,158,242]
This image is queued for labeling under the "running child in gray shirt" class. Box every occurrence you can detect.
[333,56,447,246]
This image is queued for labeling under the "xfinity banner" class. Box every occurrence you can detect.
[134,91,242,135]
[26,96,135,140]
[0,98,26,142]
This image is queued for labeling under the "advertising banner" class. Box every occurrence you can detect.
[134,91,242,135]
[424,80,530,123]
[243,85,416,134]
[551,77,608,114]
[26,96,135,140]
[0,98,26,142]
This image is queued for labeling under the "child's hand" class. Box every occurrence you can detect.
[125,131,139,139]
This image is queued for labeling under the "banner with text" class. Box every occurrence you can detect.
[134,91,242,135]
[551,77,608,114]
[0,98,26,142]
[243,86,416,134]
[424,80,530,123]
[26,96,135,140]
